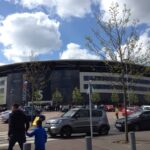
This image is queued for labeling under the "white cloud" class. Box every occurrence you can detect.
[55,0,92,19]
[0,63,6,66]
[100,0,150,24]
[7,0,150,22]
[131,29,150,64]
[60,43,100,60]
[19,0,56,9]
[15,0,92,19]
[0,12,61,62]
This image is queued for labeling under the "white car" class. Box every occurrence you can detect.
[141,105,150,111]
[0,110,11,123]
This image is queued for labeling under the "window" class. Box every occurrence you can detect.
[142,111,150,118]
[0,80,4,86]
[77,110,89,118]
[0,88,4,94]
[92,110,102,117]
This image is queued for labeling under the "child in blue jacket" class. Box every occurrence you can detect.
[26,119,47,150]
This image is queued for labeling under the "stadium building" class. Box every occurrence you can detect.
[0,60,149,108]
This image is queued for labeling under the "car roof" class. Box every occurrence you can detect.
[70,107,103,111]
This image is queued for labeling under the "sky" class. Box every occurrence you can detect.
[0,0,150,65]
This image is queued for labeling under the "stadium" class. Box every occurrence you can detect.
[0,60,149,108]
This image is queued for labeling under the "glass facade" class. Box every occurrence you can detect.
[0,60,149,106]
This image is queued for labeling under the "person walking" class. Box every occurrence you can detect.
[26,119,47,150]
[115,106,119,119]
[8,103,30,150]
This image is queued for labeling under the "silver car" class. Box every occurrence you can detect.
[44,108,110,138]
[0,110,11,123]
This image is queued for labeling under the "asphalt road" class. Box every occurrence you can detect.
[0,111,150,150]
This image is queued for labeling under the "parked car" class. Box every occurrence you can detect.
[115,110,150,131]
[0,106,45,123]
[61,105,70,112]
[0,110,11,123]
[44,107,110,138]
[104,105,114,112]
[140,105,150,111]
[121,106,139,116]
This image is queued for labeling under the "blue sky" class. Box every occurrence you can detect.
[0,0,150,65]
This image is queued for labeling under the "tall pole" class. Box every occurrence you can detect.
[88,80,93,138]
[125,62,130,106]
[122,61,129,143]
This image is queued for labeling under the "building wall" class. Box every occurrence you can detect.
[0,61,149,107]
[6,73,23,108]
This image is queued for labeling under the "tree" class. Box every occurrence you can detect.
[92,92,101,104]
[86,2,150,142]
[23,51,51,106]
[72,87,83,105]
[144,92,150,104]
[128,91,139,105]
[52,89,63,105]
[111,91,119,105]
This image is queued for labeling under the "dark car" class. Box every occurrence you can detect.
[115,110,150,131]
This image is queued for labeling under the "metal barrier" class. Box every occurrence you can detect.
[23,143,31,150]
[129,132,136,150]
[85,136,92,150]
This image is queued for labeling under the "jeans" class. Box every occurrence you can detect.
[8,134,26,150]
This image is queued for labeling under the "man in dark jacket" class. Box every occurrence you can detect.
[8,104,30,150]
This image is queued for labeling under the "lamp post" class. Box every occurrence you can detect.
[123,59,130,142]
[86,80,93,150]
[88,80,93,138]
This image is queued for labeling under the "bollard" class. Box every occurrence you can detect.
[85,136,92,150]
[23,143,31,150]
[129,132,136,150]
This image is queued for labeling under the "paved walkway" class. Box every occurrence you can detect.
[1,131,150,150]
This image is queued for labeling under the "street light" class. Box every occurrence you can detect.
[88,80,93,138]
[86,80,93,150]
[123,59,130,142]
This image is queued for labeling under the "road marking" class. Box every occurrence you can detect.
[0,138,56,148]
[0,132,56,148]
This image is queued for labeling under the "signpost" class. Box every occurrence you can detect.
[85,80,93,150]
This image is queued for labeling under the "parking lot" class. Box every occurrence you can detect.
[0,111,150,150]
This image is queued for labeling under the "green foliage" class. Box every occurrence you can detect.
[144,92,150,104]
[92,92,101,104]
[128,91,139,105]
[52,89,63,104]
[111,91,119,104]
[72,87,83,105]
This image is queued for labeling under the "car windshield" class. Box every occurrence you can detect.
[62,109,77,117]
[128,110,142,118]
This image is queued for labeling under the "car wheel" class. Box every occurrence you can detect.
[60,126,72,138]
[99,125,109,135]
[134,124,140,131]
[48,128,57,137]
[49,133,57,138]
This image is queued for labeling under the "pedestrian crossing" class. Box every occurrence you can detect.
[0,131,56,148]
